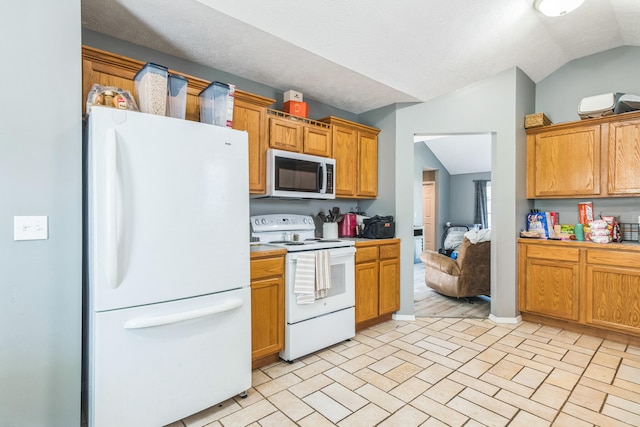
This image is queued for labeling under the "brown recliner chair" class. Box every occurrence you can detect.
[420,237,491,298]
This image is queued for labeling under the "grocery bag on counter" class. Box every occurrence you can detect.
[526,211,550,238]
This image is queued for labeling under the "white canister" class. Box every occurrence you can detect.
[323,222,338,240]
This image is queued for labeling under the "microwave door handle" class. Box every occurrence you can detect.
[319,163,327,194]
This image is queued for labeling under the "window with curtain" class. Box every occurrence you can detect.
[474,180,491,229]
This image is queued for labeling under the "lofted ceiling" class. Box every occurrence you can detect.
[81,1,640,175]
[82,0,640,115]
[416,134,492,176]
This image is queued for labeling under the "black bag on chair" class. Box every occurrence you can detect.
[361,215,395,239]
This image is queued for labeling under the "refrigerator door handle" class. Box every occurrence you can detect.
[123,298,244,329]
[105,128,119,289]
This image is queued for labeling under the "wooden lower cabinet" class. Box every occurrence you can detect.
[354,239,400,330]
[250,249,285,369]
[519,244,580,321]
[585,249,640,335]
[519,240,640,342]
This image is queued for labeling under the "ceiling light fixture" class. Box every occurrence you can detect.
[534,0,584,17]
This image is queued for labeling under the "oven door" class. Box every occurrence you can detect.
[285,246,355,324]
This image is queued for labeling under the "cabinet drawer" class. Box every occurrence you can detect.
[587,249,640,268]
[356,246,379,263]
[527,245,579,262]
[250,257,284,280]
[379,243,400,260]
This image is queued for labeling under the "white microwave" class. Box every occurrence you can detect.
[262,149,336,199]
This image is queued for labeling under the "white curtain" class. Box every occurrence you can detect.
[474,180,489,229]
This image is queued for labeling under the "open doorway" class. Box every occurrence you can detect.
[413,133,492,318]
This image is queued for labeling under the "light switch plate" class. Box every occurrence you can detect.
[14,216,48,240]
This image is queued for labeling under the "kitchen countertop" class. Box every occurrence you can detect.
[343,237,401,245]
[249,244,287,258]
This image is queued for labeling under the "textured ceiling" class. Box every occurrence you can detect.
[81,0,640,114]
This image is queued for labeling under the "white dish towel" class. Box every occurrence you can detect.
[294,253,316,304]
[315,250,331,298]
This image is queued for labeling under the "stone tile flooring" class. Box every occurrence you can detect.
[170,318,640,426]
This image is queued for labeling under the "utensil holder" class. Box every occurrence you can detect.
[323,222,338,239]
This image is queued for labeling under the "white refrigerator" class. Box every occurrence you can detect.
[84,107,251,427]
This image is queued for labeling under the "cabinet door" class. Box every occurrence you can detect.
[521,245,580,321]
[250,276,284,359]
[379,257,400,315]
[357,131,378,197]
[607,119,640,195]
[355,261,379,323]
[303,125,332,157]
[527,125,601,198]
[586,249,640,335]
[269,117,301,152]
[233,100,267,194]
[332,126,358,197]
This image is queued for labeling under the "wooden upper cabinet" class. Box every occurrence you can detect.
[332,125,358,197]
[81,45,275,195]
[607,117,640,195]
[357,131,378,197]
[527,124,601,198]
[82,46,207,121]
[233,95,274,194]
[268,112,332,157]
[269,116,302,152]
[526,111,640,199]
[321,116,380,199]
[303,125,332,157]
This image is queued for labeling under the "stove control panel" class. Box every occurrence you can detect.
[251,214,315,232]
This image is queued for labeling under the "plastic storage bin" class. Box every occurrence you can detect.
[199,81,230,126]
[134,63,168,116]
[167,73,188,119]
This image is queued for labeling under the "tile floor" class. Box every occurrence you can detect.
[169,317,640,427]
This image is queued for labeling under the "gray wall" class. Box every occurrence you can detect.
[1,2,82,426]
[360,104,399,218]
[367,67,535,320]
[449,172,491,225]
[536,46,640,124]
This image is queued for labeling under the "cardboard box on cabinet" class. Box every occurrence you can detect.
[284,90,303,102]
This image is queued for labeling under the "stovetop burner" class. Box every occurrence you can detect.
[269,240,305,245]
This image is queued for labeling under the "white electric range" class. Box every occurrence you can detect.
[250,214,355,361]
[250,214,354,251]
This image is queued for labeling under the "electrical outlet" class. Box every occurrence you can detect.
[14,216,48,241]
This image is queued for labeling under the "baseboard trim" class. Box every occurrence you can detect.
[392,314,416,321]
[489,314,522,324]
